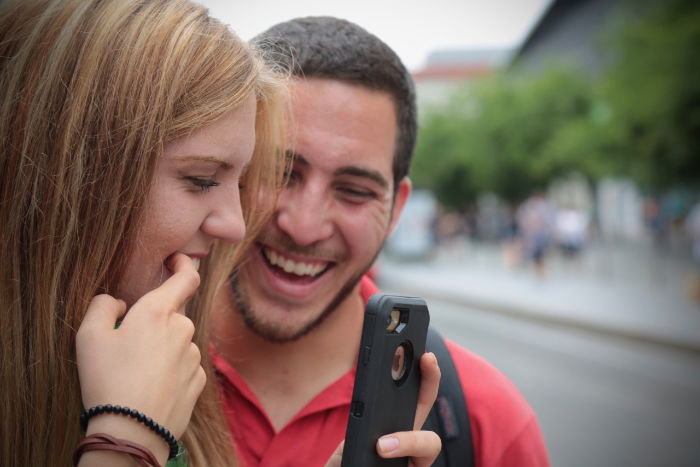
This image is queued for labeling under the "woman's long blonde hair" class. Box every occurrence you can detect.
[0,0,286,465]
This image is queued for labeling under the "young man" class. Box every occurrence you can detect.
[211,17,550,466]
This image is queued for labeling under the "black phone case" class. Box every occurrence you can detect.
[341,294,430,467]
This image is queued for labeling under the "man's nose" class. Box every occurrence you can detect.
[275,184,333,247]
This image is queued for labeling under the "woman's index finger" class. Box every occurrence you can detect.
[132,253,201,316]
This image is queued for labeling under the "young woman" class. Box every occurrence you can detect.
[0,0,285,465]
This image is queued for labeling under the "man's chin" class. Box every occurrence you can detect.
[233,286,320,343]
[229,271,359,344]
[243,313,320,344]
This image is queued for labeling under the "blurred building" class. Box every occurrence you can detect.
[511,0,669,73]
[412,48,510,113]
[510,0,620,75]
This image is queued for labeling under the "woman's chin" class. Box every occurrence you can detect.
[114,264,173,308]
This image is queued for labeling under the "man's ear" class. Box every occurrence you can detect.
[388,177,412,236]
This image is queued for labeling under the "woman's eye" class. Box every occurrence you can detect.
[284,169,300,186]
[185,176,219,192]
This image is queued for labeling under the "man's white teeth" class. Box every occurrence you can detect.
[265,249,326,277]
[191,258,201,271]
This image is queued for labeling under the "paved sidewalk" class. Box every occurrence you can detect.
[376,241,700,353]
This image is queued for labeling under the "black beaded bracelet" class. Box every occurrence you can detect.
[80,404,179,460]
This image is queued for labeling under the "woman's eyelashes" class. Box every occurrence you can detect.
[185,176,220,193]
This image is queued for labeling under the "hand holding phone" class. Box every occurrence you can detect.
[341,294,431,467]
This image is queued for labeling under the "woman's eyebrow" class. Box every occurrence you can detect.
[285,150,307,168]
[171,154,233,169]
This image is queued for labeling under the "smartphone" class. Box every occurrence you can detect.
[341,294,430,467]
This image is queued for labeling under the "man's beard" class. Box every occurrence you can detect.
[229,252,380,344]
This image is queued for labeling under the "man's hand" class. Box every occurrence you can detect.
[325,352,442,467]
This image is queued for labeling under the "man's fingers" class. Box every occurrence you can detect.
[376,430,442,467]
[373,353,441,467]
[78,294,127,333]
[414,352,441,429]
[134,253,200,315]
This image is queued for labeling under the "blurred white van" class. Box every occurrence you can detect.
[384,189,438,259]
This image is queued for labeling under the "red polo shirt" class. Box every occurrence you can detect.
[214,276,549,467]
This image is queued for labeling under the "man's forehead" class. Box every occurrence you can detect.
[287,77,396,168]
[289,77,396,111]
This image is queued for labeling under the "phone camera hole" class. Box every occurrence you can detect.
[391,341,414,385]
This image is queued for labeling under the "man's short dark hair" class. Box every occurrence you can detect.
[253,16,417,190]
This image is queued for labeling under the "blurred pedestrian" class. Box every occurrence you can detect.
[644,196,669,248]
[517,191,556,278]
[555,207,589,261]
[500,205,522,270]
[685,200,700,302]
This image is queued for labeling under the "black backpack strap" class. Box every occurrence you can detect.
[423,327,475,467]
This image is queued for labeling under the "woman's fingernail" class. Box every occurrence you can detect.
[378,436,399,453]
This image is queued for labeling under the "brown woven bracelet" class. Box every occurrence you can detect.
[73,432,161,467]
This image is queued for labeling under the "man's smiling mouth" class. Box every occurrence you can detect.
[261,246,332,279]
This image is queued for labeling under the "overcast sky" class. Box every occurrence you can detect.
[193,0,552,71]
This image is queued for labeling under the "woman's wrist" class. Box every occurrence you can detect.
[76,433,161,467]
[80,405,178,459]
[83,416,169,465]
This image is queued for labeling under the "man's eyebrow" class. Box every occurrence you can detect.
[286,150,389,189]
[171,155,233,169]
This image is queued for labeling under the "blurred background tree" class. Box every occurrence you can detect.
[600,0,700,190]
[412,0,699,209]
[414,66,601,208]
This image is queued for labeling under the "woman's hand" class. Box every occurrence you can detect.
[76,253,205,464]
[325,352,442,467]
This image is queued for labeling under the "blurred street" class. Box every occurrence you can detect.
[377,240,700,467]
[379,239,700,352]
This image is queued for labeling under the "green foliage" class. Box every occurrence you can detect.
[601,0,700,188]
[413,66,602,208]
[412,0,699,209]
